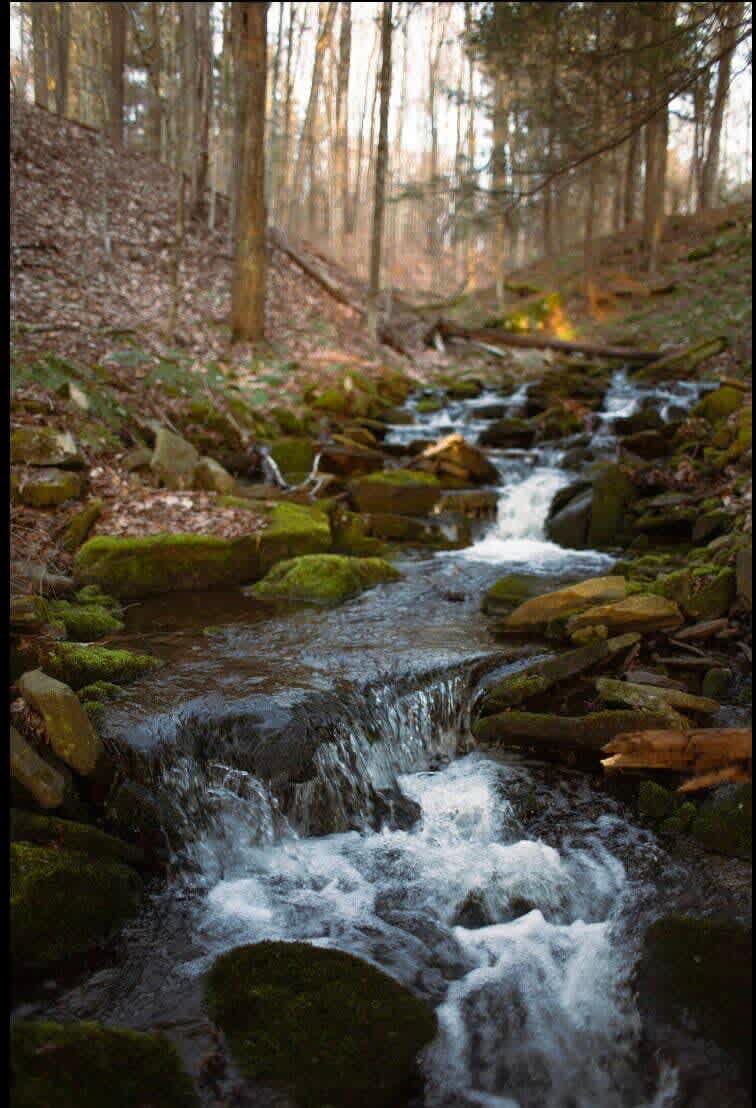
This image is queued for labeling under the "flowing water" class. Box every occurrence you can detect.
[17,370,745,1107]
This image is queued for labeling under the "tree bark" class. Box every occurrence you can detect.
[292,1,336,234]
[231,2,268,343]
[146,1,163,158]
[108,2,126,145]
[699,2,744,209]
[623,24,642,227]
[32,2,48,109]
[492,72,509,308]
[368,1,393,341]
[53,1,70,116]
[334,2,352,237]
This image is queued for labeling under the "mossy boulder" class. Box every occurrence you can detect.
[45,644,161,691]
[204,941,437,1108]
[11,842,142,967]
[251,554,400,607]
[478,417,536,449]
[10,1021,198,1108]
[689,784,751,859]
[652,567,736,620]
[415,395,444,413]
[74,504,332,601]
[10,809,146,868]
[270,437,316,480]
[350,469,441,516]
[481,574,545,616]
[692,386,743,424]
[330,508,387,556]
[638,780,676,824]
[10,727,65,810]
[11,426,83,468]
[62,499,103,553]
[587,463,638,548]
[18,468,83,508]
[638,915,752,1063]
[17,670,103,775]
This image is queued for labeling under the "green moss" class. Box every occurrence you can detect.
[692,385,744,424]
[74,585,122,609]
[588,464,638,548]
[62,499,103,553]
[660,802,696,835]
[638,780,675,824]
[415,395,444,413]
[19,468,83,508]
[46,643,161,690]
[10,843,142,967]
[641,915,752,1060]
[78,681,121,703]
[689,784,751,859]
[651,567,736,620]
[444,378,483,399]
[48,600,124,642]
[360,468,440,487]
[481,573,543,616]
[204,942,437,1108]
[11,1021,198,1108]
[252,554,400,607]
[330,509,387,556]
[10,810,145,867]
[270,437,316,478]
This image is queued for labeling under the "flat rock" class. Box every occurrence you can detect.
[502,576,627,631]
[18,468,83,508]
[11,427,83,468]
[17,669,103,776]
[567,594,683,634]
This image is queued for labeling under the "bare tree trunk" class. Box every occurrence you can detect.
[52,2,70,116]
[641,4,671,274]
[146,1,163,158]
[368,1,393,340]
[700,2,743,209]
[231,2,268,342]
[195,1,213,215]
[292,1,336,234]
[623,25,642,228]
[32,3,48,109]
[108,2,126,145]
[584,9,602,294]
[280,1,300,226]
[492,73,509,308]
[268,0,285,215]
[334,2,351,237]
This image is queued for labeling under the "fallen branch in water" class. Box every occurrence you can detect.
[424,318,667,363]
[601,727,752,790]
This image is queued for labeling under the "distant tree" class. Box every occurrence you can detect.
[108,1,126,145]
[368,0,393,340]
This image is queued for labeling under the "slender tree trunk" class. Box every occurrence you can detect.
[641,4,671,273]
[334,2,351,237]
[584,9,603,294]
[194,1,213,215]
[280,1,299,226]
[268,1,285,215]
[108,2,126,145]
[700,2,743,209]
[53,2,70,116]
[292,1,336,234]
[368,1,393,341]
[623,25,642,228]
[348,29,378,236]
[231,2,268,342]
[492,73,509,308]
[32,3,48,109]
[146,1,163,158]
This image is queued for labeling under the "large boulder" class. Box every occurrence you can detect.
[692,385,743,424]
[250,554,400,607]
[11,1021,199,1108]
[16,670,103,776]
[73,503,332,601]
[587,463,638,548]
[204,942,437,1108]
[18,468,83,508]
[11,426,83,468]
[11,809,146,868]
[478,417,536,449]
[150,428,200,490]
[11,842,142,967]
[10,727,65,810]
[270,436,316,481]
[350,470,441,516]
[545,488,593,548]
[193,456,236,494]
[417,433,499,485]
[44,643,161,690]
[689,784,751,859]
[481,573,545,616]
[320,441,387,477]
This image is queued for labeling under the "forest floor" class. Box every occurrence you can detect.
[10,100,752,581]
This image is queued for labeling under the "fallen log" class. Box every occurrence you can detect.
[601,727,752,775]
[269,228,415,358]
[677,766,753,792]
[424,318,664,363]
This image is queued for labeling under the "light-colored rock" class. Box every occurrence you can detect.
[150,428,199,490]
[11,427,83,468]
[596,677,720,716]
[503,576,627,631]
[16,670,103,776]
[418,433,499,485]
[194,456,237,494]
[18,468,83,508]
[566,594,683,634]
[10,727,65,809]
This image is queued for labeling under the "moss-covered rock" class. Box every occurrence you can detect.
[258,502,333,570]
[415,395,444,413]
[149,428,200,489]
[11,426,83,468]
[478,417,536,449]
[78,680,121,703]
[193,456,236,494]
[350,469,441,516]
[204,941,437,1108]
[10,727,65,811]
[499,576,626,632]
[45,644,161,690]
[10,594,50,633]
[10,809,146,867]
[48,599,124,641]
[251,554,400,607]
[11,842,142,967]
[692,386,744,424]
[587,464,638,548]
[16,670,103,775]
[62,499,103,553]
[651,567,736,620]
[10,1021,198,1108]
[330,508,387,556]
[566,594,683,635]
[472,708,671,749]
[270,437,316,480]
[689,784,751,859]
[18,468,83,508]
[659,802,696,835]
[638,780,676,824]
[638,915,751,1061]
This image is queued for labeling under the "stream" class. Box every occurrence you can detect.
[14,370,748,1107]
